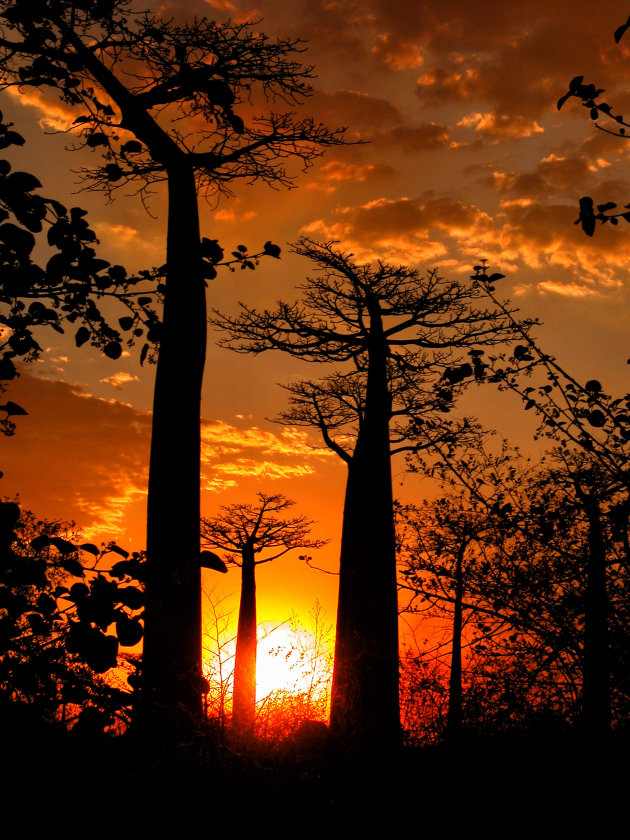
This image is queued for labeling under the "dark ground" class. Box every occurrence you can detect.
[2,707,627,835]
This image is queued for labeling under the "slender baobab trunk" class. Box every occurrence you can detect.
[447,543,465,739]
[580,491,610,737]
[232,544,257,735]
[140,160,206,731]
[330,320,400,748]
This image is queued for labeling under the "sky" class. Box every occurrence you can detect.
[3,0,630,646]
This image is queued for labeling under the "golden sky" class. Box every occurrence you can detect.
[3,0,630,635]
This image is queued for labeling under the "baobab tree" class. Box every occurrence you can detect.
[200,494,326,736]
[214,239,527,747]
[0,2,345,731]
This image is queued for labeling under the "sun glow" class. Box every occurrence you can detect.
[255,622,332,702]
[202,600,334,729]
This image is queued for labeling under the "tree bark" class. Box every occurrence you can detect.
[330,315,400,748]
[447,543,465,739]
[139,159,206,733]
[232,544,257,736]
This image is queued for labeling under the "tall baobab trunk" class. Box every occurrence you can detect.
[330,322,400,748]
[447,542,465,739]
[581,491,610,738]
[232,544,257,735]
[140,160,206,731]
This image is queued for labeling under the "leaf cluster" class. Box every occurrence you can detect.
[557,18,630,236]
[0,499,145,732]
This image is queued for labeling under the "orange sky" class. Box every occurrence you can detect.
[3,1,630,643]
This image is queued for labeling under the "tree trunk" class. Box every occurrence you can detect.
[139,160,206,734]
[447,544,464,739]
[330,319,400,749]
[582,493,610,738]
[232,545,257,736]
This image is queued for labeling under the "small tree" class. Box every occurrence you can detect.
[409,418,630,737]
[0,2,345,730]
[200,493,326,736]
[214,239,527,747]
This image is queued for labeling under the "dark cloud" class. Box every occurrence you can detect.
[0,373,151,537]
[491,153,596,197]
[310,89,404,134]
[375,123,450,152]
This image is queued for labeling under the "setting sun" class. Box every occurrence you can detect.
[255,622,333,703]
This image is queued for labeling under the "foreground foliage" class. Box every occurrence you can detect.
[0,499,144,733]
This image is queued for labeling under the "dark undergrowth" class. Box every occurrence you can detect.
[2,702,627,836]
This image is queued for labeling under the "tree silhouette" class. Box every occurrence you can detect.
[214,239,527,747]
[0,498,145,734]
[410,424,630,738]
[0,2,345,731]
[398,495,501,740]
[201,493,326,736]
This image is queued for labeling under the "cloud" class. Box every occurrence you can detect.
[310,89,404,137]
[308,160,397,191]
[457,111,544,141]
[303,195,494,262]
[536,281,598,297]
[7,87,76,131]
[1,373,332,539]
[490,153,598,198]
[201,419,330,459]
[1,373,151,539]
[376,123,451,153]
[99,372,140,390]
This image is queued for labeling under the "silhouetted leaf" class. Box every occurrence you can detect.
[0,357,16,380]
[584,379,602,393]
[59,555,84,577]
[0,222,35,254]
[75,326,90,347]
[117,586,143,610]
[105,543,129,559]
[48,536,77,554]
[86,132,108,148]
[200,550,228,573]
[104,163,123,181]
[30,535,51,551]
[586,409,606,427]
[577,196,596,236]
[103,341,122,360]
[263,240,281,259]
[118,316,134,331]
[0,131,25,149]
[0,401,27,416]
[557,91,572,110]
[70,582,90,601]
[614,17,630,43]
[122,140,143,154]
[115,613,143,646]
[79,543,100,556]
[6,171,42,193]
